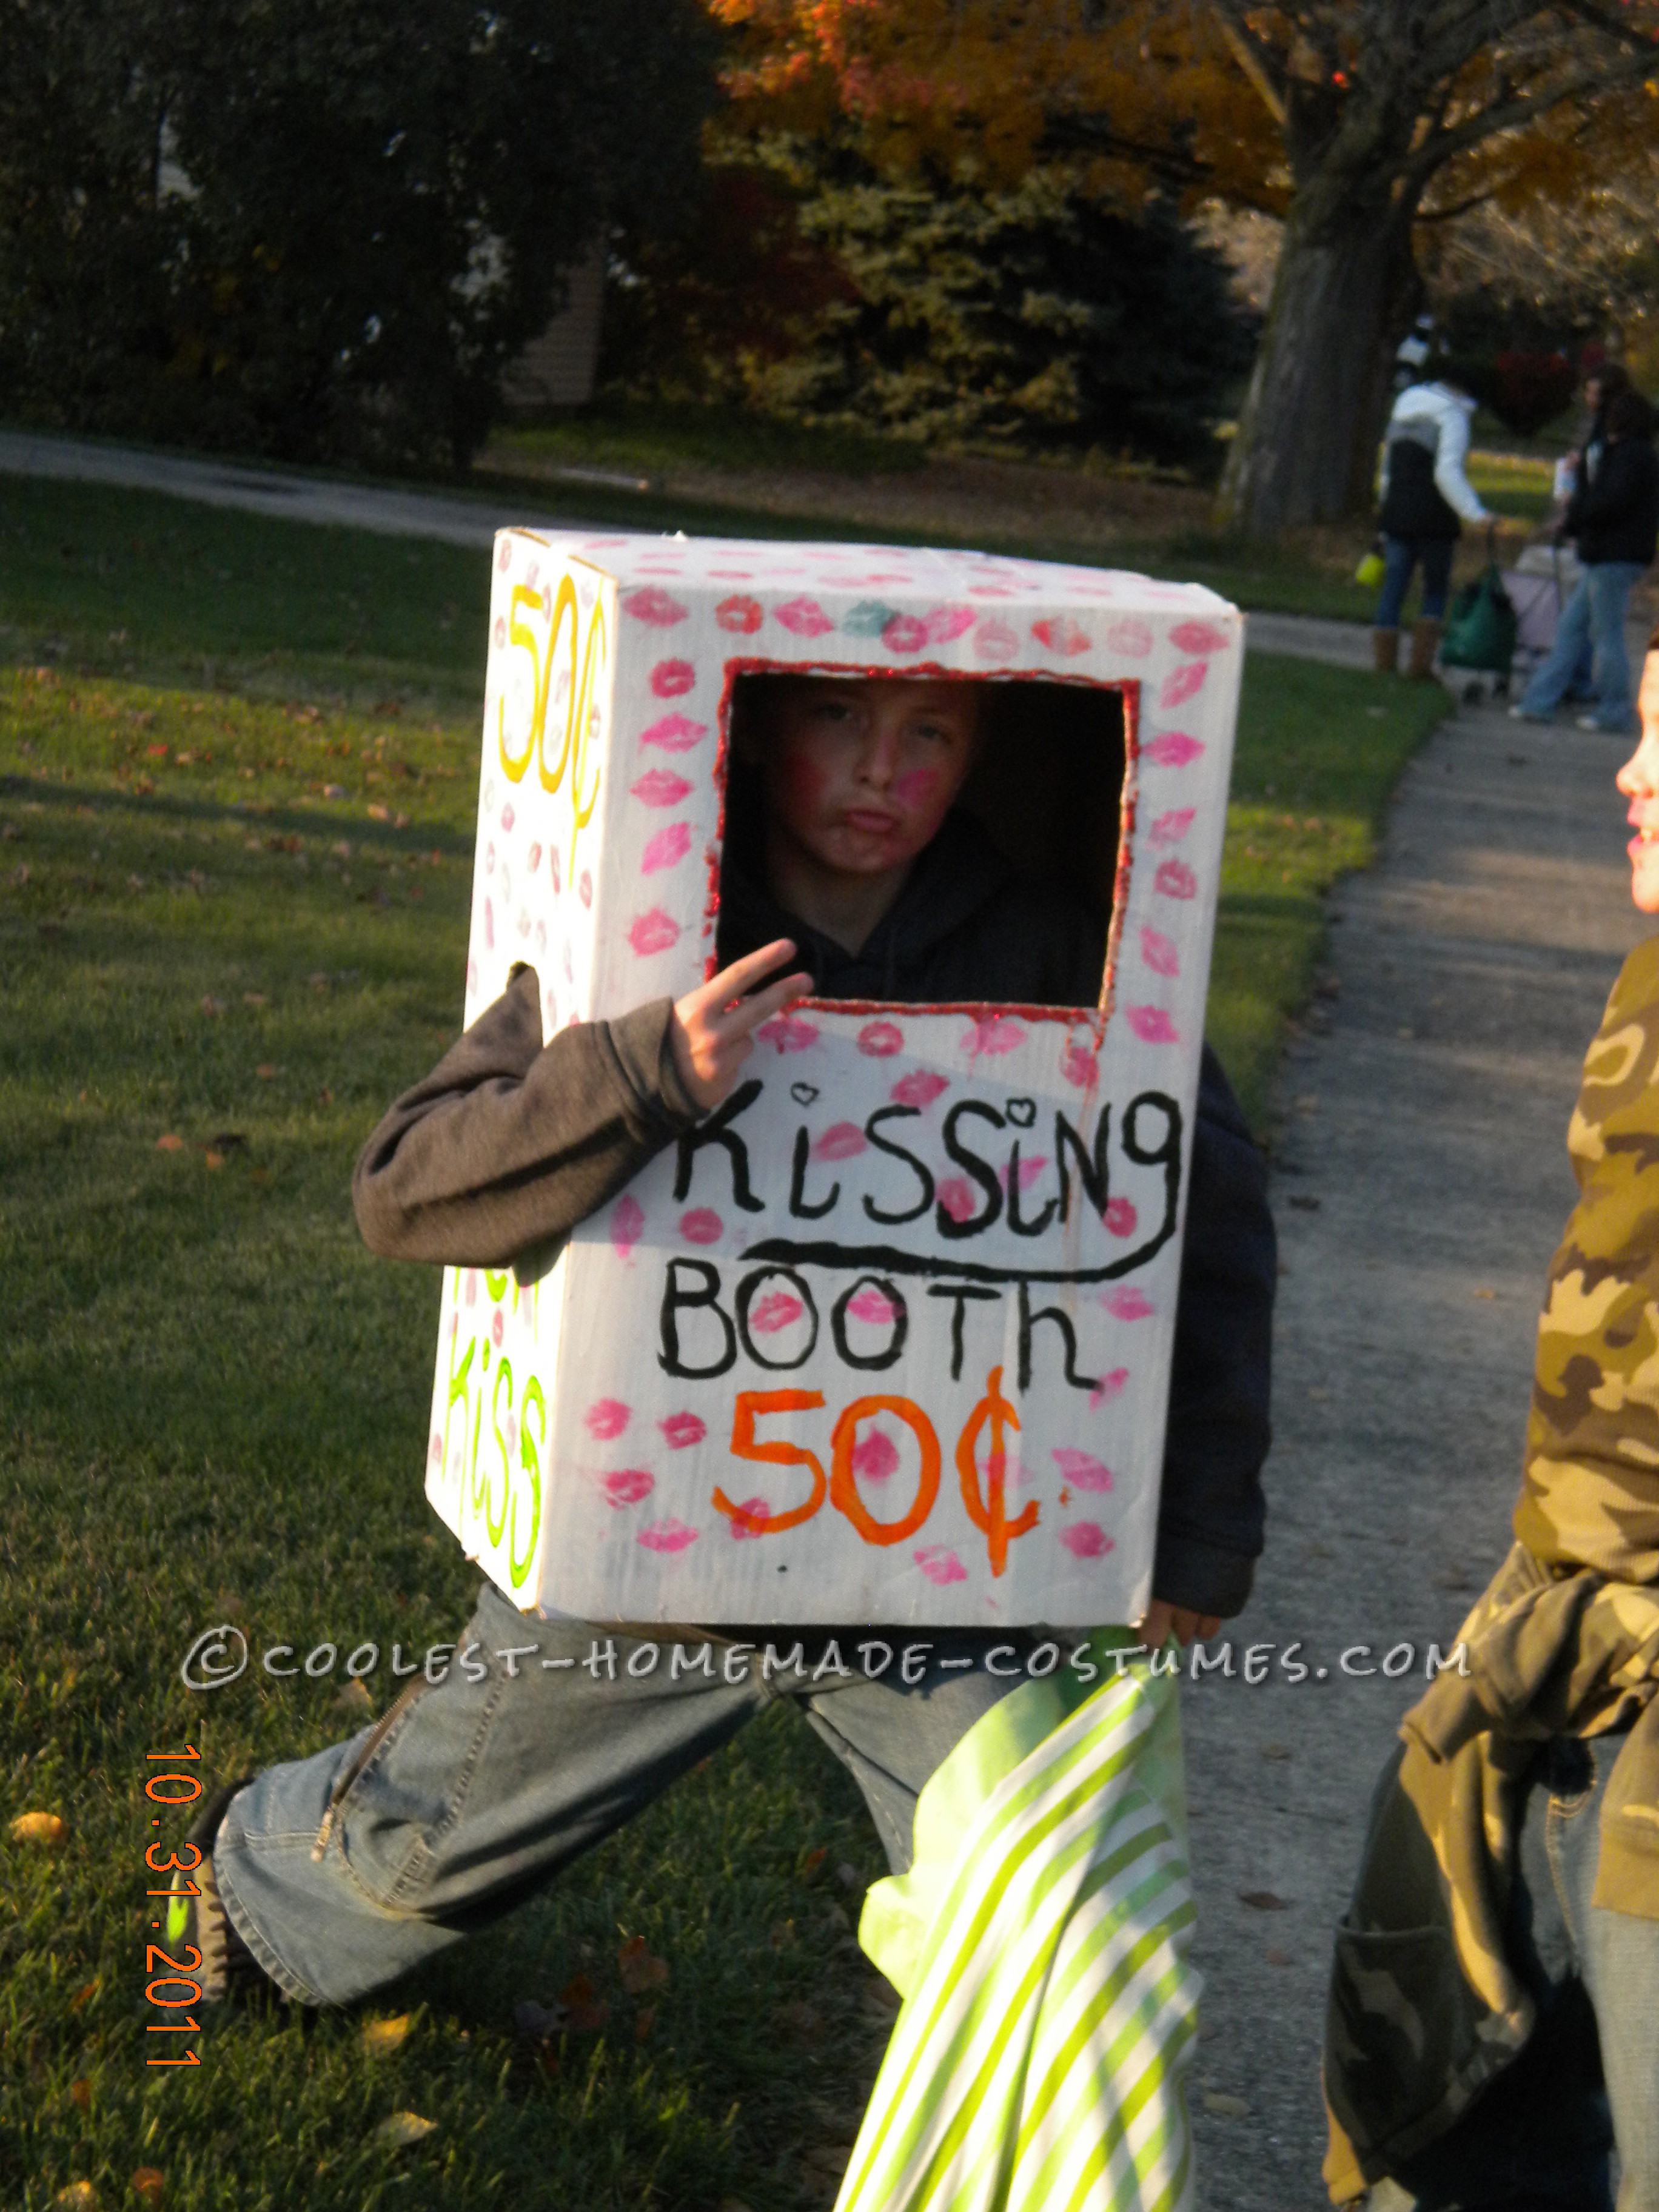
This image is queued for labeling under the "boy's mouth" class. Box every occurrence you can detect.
[842,808,900,835]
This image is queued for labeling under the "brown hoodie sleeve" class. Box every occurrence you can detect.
[352,964,699,1266]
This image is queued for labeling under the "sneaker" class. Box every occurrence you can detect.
[163,1776,272,2002]
[1509,705,1550,723]
[1577,715,1631,735]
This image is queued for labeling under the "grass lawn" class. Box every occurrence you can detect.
[0,476,1445,2211]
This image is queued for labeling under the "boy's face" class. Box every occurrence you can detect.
[756,677,981,880]
[1616,653,1659,914]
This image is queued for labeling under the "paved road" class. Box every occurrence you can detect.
[0,427,1477,673]
[1182,699,1645,2210]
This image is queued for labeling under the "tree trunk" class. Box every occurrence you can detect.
[1216,201,1416,539]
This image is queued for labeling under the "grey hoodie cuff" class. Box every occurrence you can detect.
[604,997,700,1130]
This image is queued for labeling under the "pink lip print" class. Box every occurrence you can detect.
[604,1468,654,1507]
[1061,1043,1096,1090]
[851,1428,899,1480]
[585,1398,630,1439]
[1139,927,1179,977]
[1104,1197,1138,1238]
[846,1285,897,1326]
[1154,860,1196,900]
[650,659,696,697]
[973,617,1018,662]
[1104,618,1153,657]
[716,595,764,634]
[1147,808,1195,847]
[891,1069,948,1108]
[680,1208,722,1244]
[1144,732,1203,768]
[1167,620,1229,655]
[1089,1366,1130,1407]
[937,1176,978,1224]
[578,870,592,908]
[611,1195,644,1259]
[1099,1287,1153,1320]
[921,605,976,644]
[637,1518,699,1552]
[774,595,836,637]
[628,908,681,956]
[1159,663,1207,709]
[1031,617,1091,657]
[1059,1522,1113,1560]
[659,1411,706,1450]
[1125,1007,1178,1044]
[880,614,928,654]
[725,1496,773,1539]
[962,1014,1026,1057]
[814,1122,866,1161]
[748,1290,805,1333]
[639,712,706,752]
[642,821,692,875]
[757,1013,819,1053]
[857,1019,904,1057]
[914,1545,968,1586]
[623,588,689,627]
[631,768,692,807]
[1052,1448,1113,1492]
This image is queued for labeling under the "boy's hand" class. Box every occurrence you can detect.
[670,940,815,1113]
[1135,1601,1221,1651]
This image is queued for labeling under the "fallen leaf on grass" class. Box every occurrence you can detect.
[634,2005,655,2041]
[9,863,29,886]
[797,1844,828,1882]
[361,2014,413,2058]
[367,803,389,822]
[1202,2091,1250,2119]
[155,1133,184,1152]
[200,996,226,1017]
[69,1978,99,2011]
[1238,1890,1287,1911]
[317,1087,333,1107]
[394,811,410,830]
[127,874,146,891]
[203,1152,224,1171]
[69,2079,90,2111]
[256,1064,278,1079]
[309,971,329,991]
[617,1934,668,1993]
[375,2112,436,2150]
[53,2185,97,2209]
[242,991,267,1007]
[130,2171,164,2208]
[557,1973,608,2032]
[334,1680,372,1717]
[10,1811,67,1845]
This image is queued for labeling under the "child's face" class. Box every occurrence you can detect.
[757,677,980,880]
[1617,652,1659,914]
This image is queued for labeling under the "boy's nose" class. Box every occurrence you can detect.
[860,728,902,786]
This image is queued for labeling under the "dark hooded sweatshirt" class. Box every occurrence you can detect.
[355,809,1275,1616]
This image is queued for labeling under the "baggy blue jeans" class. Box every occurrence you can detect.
[1369,1726,1659,2212]
[1375,537,1455,630]
[213,1581,1066,2007]
[1519,563,1646,733]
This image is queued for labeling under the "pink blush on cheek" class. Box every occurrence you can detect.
[892,766,940,808]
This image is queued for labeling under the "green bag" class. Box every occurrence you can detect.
[1440,561,1518,675]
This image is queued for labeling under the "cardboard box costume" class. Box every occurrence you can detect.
[426,532,1241,1626]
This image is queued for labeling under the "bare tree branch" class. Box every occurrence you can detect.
[1210,2,1287,124]
[1401,39,1655,195]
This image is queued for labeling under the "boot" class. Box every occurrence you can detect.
[1372,627,1400,675]
[1407,618,1442,680]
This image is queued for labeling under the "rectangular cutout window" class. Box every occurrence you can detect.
[714,670,1129,1014]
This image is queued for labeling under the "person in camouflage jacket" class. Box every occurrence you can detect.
[1322,631,1659,2212]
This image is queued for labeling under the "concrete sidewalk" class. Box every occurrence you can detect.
[1182,697,1645,2210]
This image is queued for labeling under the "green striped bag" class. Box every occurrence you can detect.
[842,1634,1199,2212]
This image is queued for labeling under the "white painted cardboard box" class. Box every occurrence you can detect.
[426,531,1241,1626]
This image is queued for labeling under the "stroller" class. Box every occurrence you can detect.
[1503,541,1581,680]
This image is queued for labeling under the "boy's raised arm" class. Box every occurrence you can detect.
[352,965,700,1267]
[352,940,814,1269]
